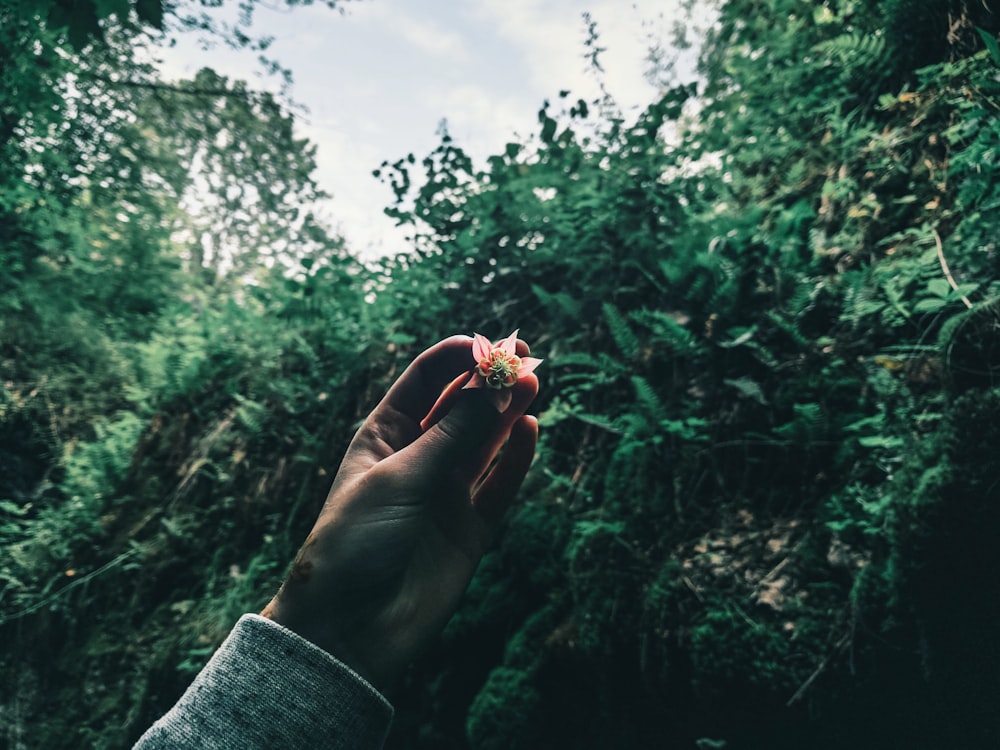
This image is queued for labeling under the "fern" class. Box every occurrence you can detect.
[706,276,739,319]
[813,32,888,73]
[794,401,826,436]
[773,401,828,441]
[233,394,267,434]
[766,310,812,351]
[569,410,623,435]
[630,375,666,422]
[602,302,640,360]
[553,352,608,369]
[61,412,147,504]
[632,308,703,355]
[531,283,583,318]
[659,416,709,442]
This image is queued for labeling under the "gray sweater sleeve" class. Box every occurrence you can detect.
[133,614,393,749]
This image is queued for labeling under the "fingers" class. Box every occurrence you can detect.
[341,334,538,483]
[419,371,539,486]
[421,337,533,430]
[345,336,473,469]
[472,415,538,530]
[381,334,535,427]
[420,371,472,432]
[466,372,538,480]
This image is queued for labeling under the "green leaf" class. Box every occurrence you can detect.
[976,26,1000,67]
[660,417,709,442]
[48,0,103,48]
[927,278,951,298]
[387,332,416,345]
[602,303,640,360]
[845,415,883,434]
[723,377,768,406]
[0,500,30,517]
[570,411,623,434]
[539,114,557,144]
[718,326,756,348]
[94,0,129,19]
[630,375,664,421]
[858,435,904,449]
[136,0,164,29]
[914,298,946,313]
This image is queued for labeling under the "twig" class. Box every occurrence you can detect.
[933,227,973,309]
[0,549,138,626]
[81,73,250,99]
[682,575,705,603]
[786,632,852,706]
[759,555,791,586]
[729,602,759,630]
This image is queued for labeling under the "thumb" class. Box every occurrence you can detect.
[421,389,508,484]
[412,376,539,487]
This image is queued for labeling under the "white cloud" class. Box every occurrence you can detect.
[347,1,471,60]
[468,0,696,114]
[155,0,696,257]
[468,1,594,93]
[398,18,470,60]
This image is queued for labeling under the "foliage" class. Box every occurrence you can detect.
[3,1,1000,748]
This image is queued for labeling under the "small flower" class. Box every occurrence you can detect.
[464,330,542,412]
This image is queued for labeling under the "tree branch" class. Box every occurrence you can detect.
[82,73,249,99]
[933,226,974,309]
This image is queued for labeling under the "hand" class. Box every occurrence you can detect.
[261,335,539,692]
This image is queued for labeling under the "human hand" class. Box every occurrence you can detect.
[261,335,539,692]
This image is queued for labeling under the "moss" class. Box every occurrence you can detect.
[466,666,543,750]
[441,551,516,642]
[688,603,803,696]
[500,500,570,589]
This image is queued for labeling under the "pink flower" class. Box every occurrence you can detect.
[464,330,542,412]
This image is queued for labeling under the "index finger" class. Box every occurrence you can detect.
[372,335,475,427]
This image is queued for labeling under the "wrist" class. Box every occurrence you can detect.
[260,596,400,694]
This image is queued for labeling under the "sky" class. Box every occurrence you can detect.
[157,0,704,258]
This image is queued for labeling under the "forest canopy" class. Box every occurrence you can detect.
[2,1,1000,748]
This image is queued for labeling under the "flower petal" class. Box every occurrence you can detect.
[518,357,543,376]
[499,329,519,356]
[472,333,492,363]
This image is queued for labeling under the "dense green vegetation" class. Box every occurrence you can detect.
[3,0,1000,747]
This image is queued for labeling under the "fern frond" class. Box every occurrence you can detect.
[632,309,703,355]
[774,401,828,441]
[813,32,887,74]
[630,375,666,422]
[603,302,641,359]
[532,283,583,318]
